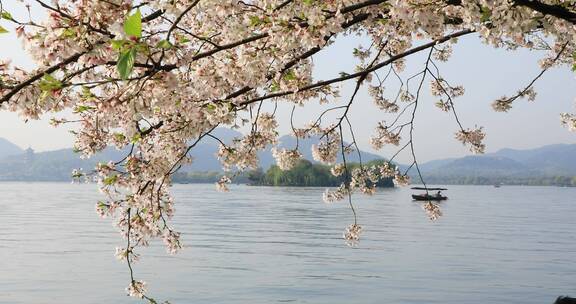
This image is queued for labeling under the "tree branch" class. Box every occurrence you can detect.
[237,29,474,107]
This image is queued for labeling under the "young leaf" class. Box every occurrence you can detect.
[38,74,63,91]
[124,9,142,38]
[156,39,173,49]
[111,39,128,51]
[1,11,13,21]
[480,6,492,23]
[283,69,297,81]
[0,25,8,34]
[130,133,141,144]
[103,175,118,186]
[113,133,126,142]
[74,105,95,113]
[117,48,136,80]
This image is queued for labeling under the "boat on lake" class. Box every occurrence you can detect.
[411,193,448,201]
[411,187,448,201]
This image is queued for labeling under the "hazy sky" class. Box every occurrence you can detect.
[0,3,574,163]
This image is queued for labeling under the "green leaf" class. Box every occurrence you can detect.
[117,48,136,80]
[81,86,95,100]
[74,105,94,113]
[175,34,190,44]
[113,133,126,142]
[270,81,280,92]
[124,9,142,38]
[283,69,296,81]
[1,11,13,21]
[156,39,173,49]
[134,42,150,54]
[103,175,118,186]
[249,16,262,26]
[0,25,8,34]
[480,6,492,23]
[206,104,217,111]
[111,39,128,51]
[130,133,141,144]
[60,28,76,38]
[38,74,63,91]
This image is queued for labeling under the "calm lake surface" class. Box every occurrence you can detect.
[0,183,574,304]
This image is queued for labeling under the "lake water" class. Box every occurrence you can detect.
[0,183,574,304]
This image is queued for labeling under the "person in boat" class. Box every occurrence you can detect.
[435,191,442,198]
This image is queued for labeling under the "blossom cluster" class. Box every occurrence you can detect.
[368,85,399,113]
[311,128,341,165]
[0,0,575,299]
[455,127,486,154]
[422,202,443,221]
[126,280,147,299]
[343,223,363,247]
[322,161,408,204]
[271,148,302,171]
[371,122,401,149]
[561,112,576,132]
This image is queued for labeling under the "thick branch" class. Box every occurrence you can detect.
[0,0,389,105]
[513,0,576,24]
[238,29,474,107]
[0,50,89,104]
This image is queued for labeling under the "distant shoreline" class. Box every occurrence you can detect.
[0,180,573,188]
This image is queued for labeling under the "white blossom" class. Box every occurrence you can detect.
[343,224,363,247]
[561,113,576,132]
[455,127,486,154]
[216,175,231,192]
[330,163,345,177]
[126,280,147,298]
[271,148,301,171]
[422,202,443,221]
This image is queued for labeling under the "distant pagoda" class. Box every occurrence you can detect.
[25,147,35,162]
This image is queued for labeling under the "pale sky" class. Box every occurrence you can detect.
[0,3,574,163]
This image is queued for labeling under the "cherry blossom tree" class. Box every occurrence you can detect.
[0,0,575,301]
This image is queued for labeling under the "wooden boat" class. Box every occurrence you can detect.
[411,194,448,201]
[411,187,448,201]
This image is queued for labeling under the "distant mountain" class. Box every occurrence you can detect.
[487,144,576,176]
[412,144,576,186]
[0,147,126,181]
[258,134,384,169]
[0,138,23,159]
[5,132,571,185]
[421,155,531,176]
[184,128,384,172]
[185,128,242,171]
[0,129,386,181]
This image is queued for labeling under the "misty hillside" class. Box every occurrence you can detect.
[0,147,127,181]
[2,131,574,184]
[184,128,384,171]
[487,144,576,176]
[0,138,23,159]
[412,144,576,186]
[0,129,385,181]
